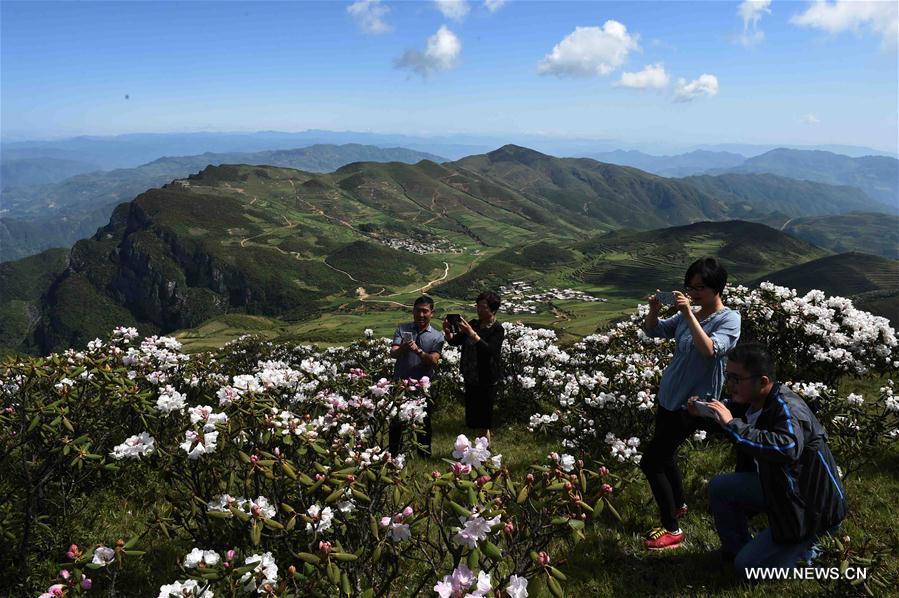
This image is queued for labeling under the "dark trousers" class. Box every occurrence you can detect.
[388,402,432,457]
[640,406,698,532]
[464,383,496,430]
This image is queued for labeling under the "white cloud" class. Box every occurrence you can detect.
[538,20,640,77]
[615,63,670,89]
[395,25,462,77]
[791,0,899,47]
[673,74,719,102]
[434,0,470,21]
[737,0,772,46]
[484,0,507,13]
[347,0,392,35]
[802,113,821,124]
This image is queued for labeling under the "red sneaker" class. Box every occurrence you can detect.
[645,527,684,550]
[676,504,688,519]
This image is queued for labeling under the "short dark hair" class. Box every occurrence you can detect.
[413,295,434,310]
[684,257,728,295]
[476,290,501,313]
[727,343,776,380]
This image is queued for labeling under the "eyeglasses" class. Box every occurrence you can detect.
[684,284,709,293]
[725,372,760,384]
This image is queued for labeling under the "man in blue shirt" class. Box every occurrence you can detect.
[389,295,444,456]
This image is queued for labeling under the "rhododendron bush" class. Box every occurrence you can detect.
[2,330,619,596]
[510,284,897,476]
[2,283,896,595]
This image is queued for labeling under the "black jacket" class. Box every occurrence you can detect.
[725,384,847,544]
[447,320,504,386]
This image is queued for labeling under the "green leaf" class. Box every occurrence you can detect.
[547,574,565,598]
[548,566,568,581]
[251,521,262,546]
[295,552,321,564]
[482,540,503,561]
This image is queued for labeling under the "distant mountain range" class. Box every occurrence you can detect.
[586,149,746,177]
[0,144,445,262]
[3,130,894,171]
[708,148,898,208]
[7,145,891,356]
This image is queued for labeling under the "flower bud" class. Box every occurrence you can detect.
[81,577,92,590]
[525,473,535,484]
[227,549,236,561]
[577,459,584,468]
[115,538,125,548]
[273,447,281,457]
[250,455,259,464]
[288,565,297,575]
[477,475,491,487]
[601,483,613,495]
[503,522,514,536]
[564,481,573,491]
[431,470,441,479]
[538,551,550,566]
[319,540,332,554]
[402,506,414,518]
[346,474,355,482]
[598,466,609,477]
[59,570,70,580]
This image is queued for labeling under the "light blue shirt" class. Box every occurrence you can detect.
[648,307,741,411]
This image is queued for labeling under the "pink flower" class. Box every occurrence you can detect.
[601,483,613,495]
[538,551,551,566]
[598,466,609,477]
[81,577,92,590]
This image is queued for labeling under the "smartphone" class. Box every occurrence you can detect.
[656,291,676,306]
[446,313,462,334]
[692,400,718,419]
[400,331,413,343]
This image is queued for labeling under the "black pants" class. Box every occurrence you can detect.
[640,406,698,532]
[464,383,496,430]
[388,402,432,457]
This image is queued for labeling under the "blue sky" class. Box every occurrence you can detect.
[2,1,897,151]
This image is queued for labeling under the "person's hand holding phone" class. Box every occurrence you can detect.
[672,290,692,314]
[457,315,475,338]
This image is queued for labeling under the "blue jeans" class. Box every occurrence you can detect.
[708,472,834,579]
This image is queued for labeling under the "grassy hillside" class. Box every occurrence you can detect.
[782,212,899,259]
[0,144,447,262]
[0,152,859,356]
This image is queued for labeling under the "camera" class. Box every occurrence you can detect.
[656,291,676,306]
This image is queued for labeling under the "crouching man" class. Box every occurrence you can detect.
[689,343,847,579]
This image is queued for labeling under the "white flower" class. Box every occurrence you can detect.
[453,511,502,549]
[241,552,278,594]
[506,575,529,598]
[110,432,155,459]
[158,579,213,598]
[181,430,219,459]
[434,565,490,598]
[183,548,220,568]
[156,385,185,413]
[847,393,864,406]
[189,405,229,431]
[559,454,576,472]
[693,430,707,442]
[92,546,115,566]
[306,504,335,533]
[452,434,491,468]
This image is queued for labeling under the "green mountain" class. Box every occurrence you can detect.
[452,145,730,230]
[681,173,889,224]
[714,148,898,208]
[0,144,446,262]
[753,253,899,324]
[781,212,899,259]
[416,220,829,299]
[0,149,846,355]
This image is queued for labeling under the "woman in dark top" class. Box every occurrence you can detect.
[443,291,505,442]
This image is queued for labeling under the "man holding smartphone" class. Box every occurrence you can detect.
[389,295,444,456]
